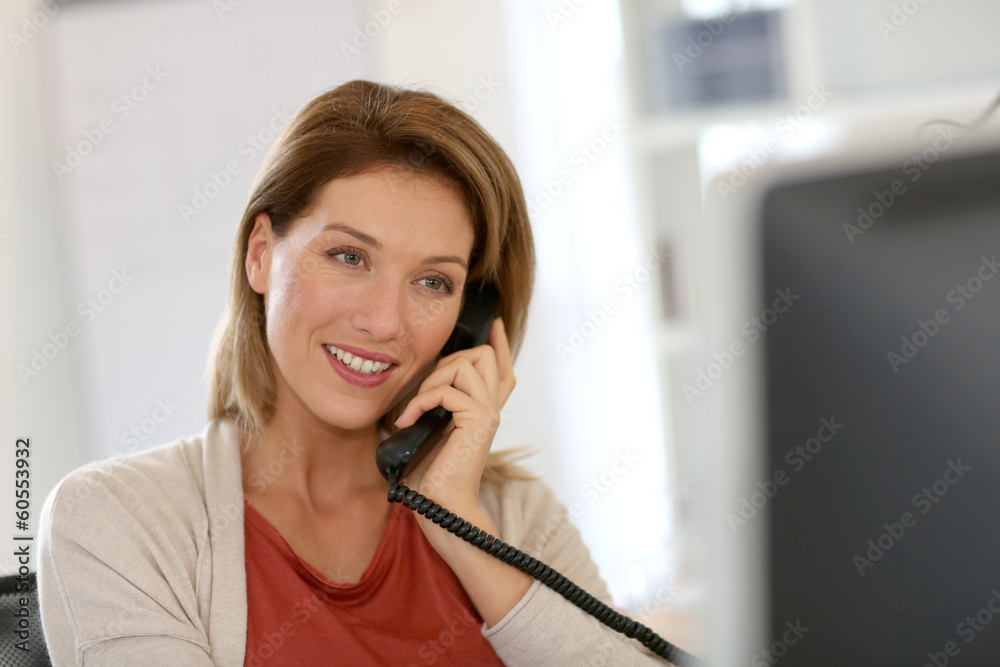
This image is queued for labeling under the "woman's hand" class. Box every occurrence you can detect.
[392,316,515,512]
[391,316,531,626]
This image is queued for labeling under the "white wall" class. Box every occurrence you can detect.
[1,0,88,576]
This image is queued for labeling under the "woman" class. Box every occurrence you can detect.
[38,80,662,665]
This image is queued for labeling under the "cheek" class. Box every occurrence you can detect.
[265,262,352,352]
[264,262,309,349]
[406,304,460,360]
[264,288,299,354]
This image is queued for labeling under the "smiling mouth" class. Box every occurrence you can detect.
[324,344,395,375]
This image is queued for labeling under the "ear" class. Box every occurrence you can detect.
[246,212,274,295]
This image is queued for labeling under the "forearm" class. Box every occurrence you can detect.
[415,506,532,627]
[483,581,668,666]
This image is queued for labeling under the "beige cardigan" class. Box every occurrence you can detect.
[38,419,662,665]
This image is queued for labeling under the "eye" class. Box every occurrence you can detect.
[419,275,454,293]
[326,246,366,267]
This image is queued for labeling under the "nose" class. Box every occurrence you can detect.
[349,278,406,344]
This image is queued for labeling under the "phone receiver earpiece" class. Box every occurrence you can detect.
[376,281,499,482]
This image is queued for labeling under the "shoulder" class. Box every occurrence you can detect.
[36,424,245,663]
[44,432,203,526]
[39,420,240,551]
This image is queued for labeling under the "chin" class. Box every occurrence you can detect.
[279,361,413,434]
[311,397,389,433]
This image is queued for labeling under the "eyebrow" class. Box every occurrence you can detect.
[321,223,469,272]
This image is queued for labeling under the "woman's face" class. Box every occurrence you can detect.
[246,168,475,435]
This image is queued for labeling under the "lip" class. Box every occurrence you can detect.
[329,342,400,365]
[324,345,397,388]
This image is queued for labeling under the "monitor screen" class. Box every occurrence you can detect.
[760,142,1000,665]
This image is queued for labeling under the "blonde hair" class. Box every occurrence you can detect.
[207,80,535,481]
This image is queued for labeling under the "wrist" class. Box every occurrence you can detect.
[412,504,532,627]
[414,503,491,553]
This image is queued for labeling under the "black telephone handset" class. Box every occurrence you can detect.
[376,281,499,483]
[376,281,704,667]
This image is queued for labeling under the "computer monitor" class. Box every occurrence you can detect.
[757,137,1000,665]
[696,132,1000,666]
[696,127,1000,666]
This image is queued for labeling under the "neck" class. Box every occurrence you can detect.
[241,400,389,512]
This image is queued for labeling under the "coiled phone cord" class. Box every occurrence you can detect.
[387,474,707,666]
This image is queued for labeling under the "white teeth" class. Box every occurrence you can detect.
[325,345,392,375]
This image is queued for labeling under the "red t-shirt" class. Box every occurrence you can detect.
[243,498,506,666]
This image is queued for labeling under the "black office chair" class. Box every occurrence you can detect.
[0,571,52,666]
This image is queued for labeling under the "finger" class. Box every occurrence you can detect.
[398,359,494,427]
[488,317,516,406]
[424,346,499,404]
[395,384,499,436]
